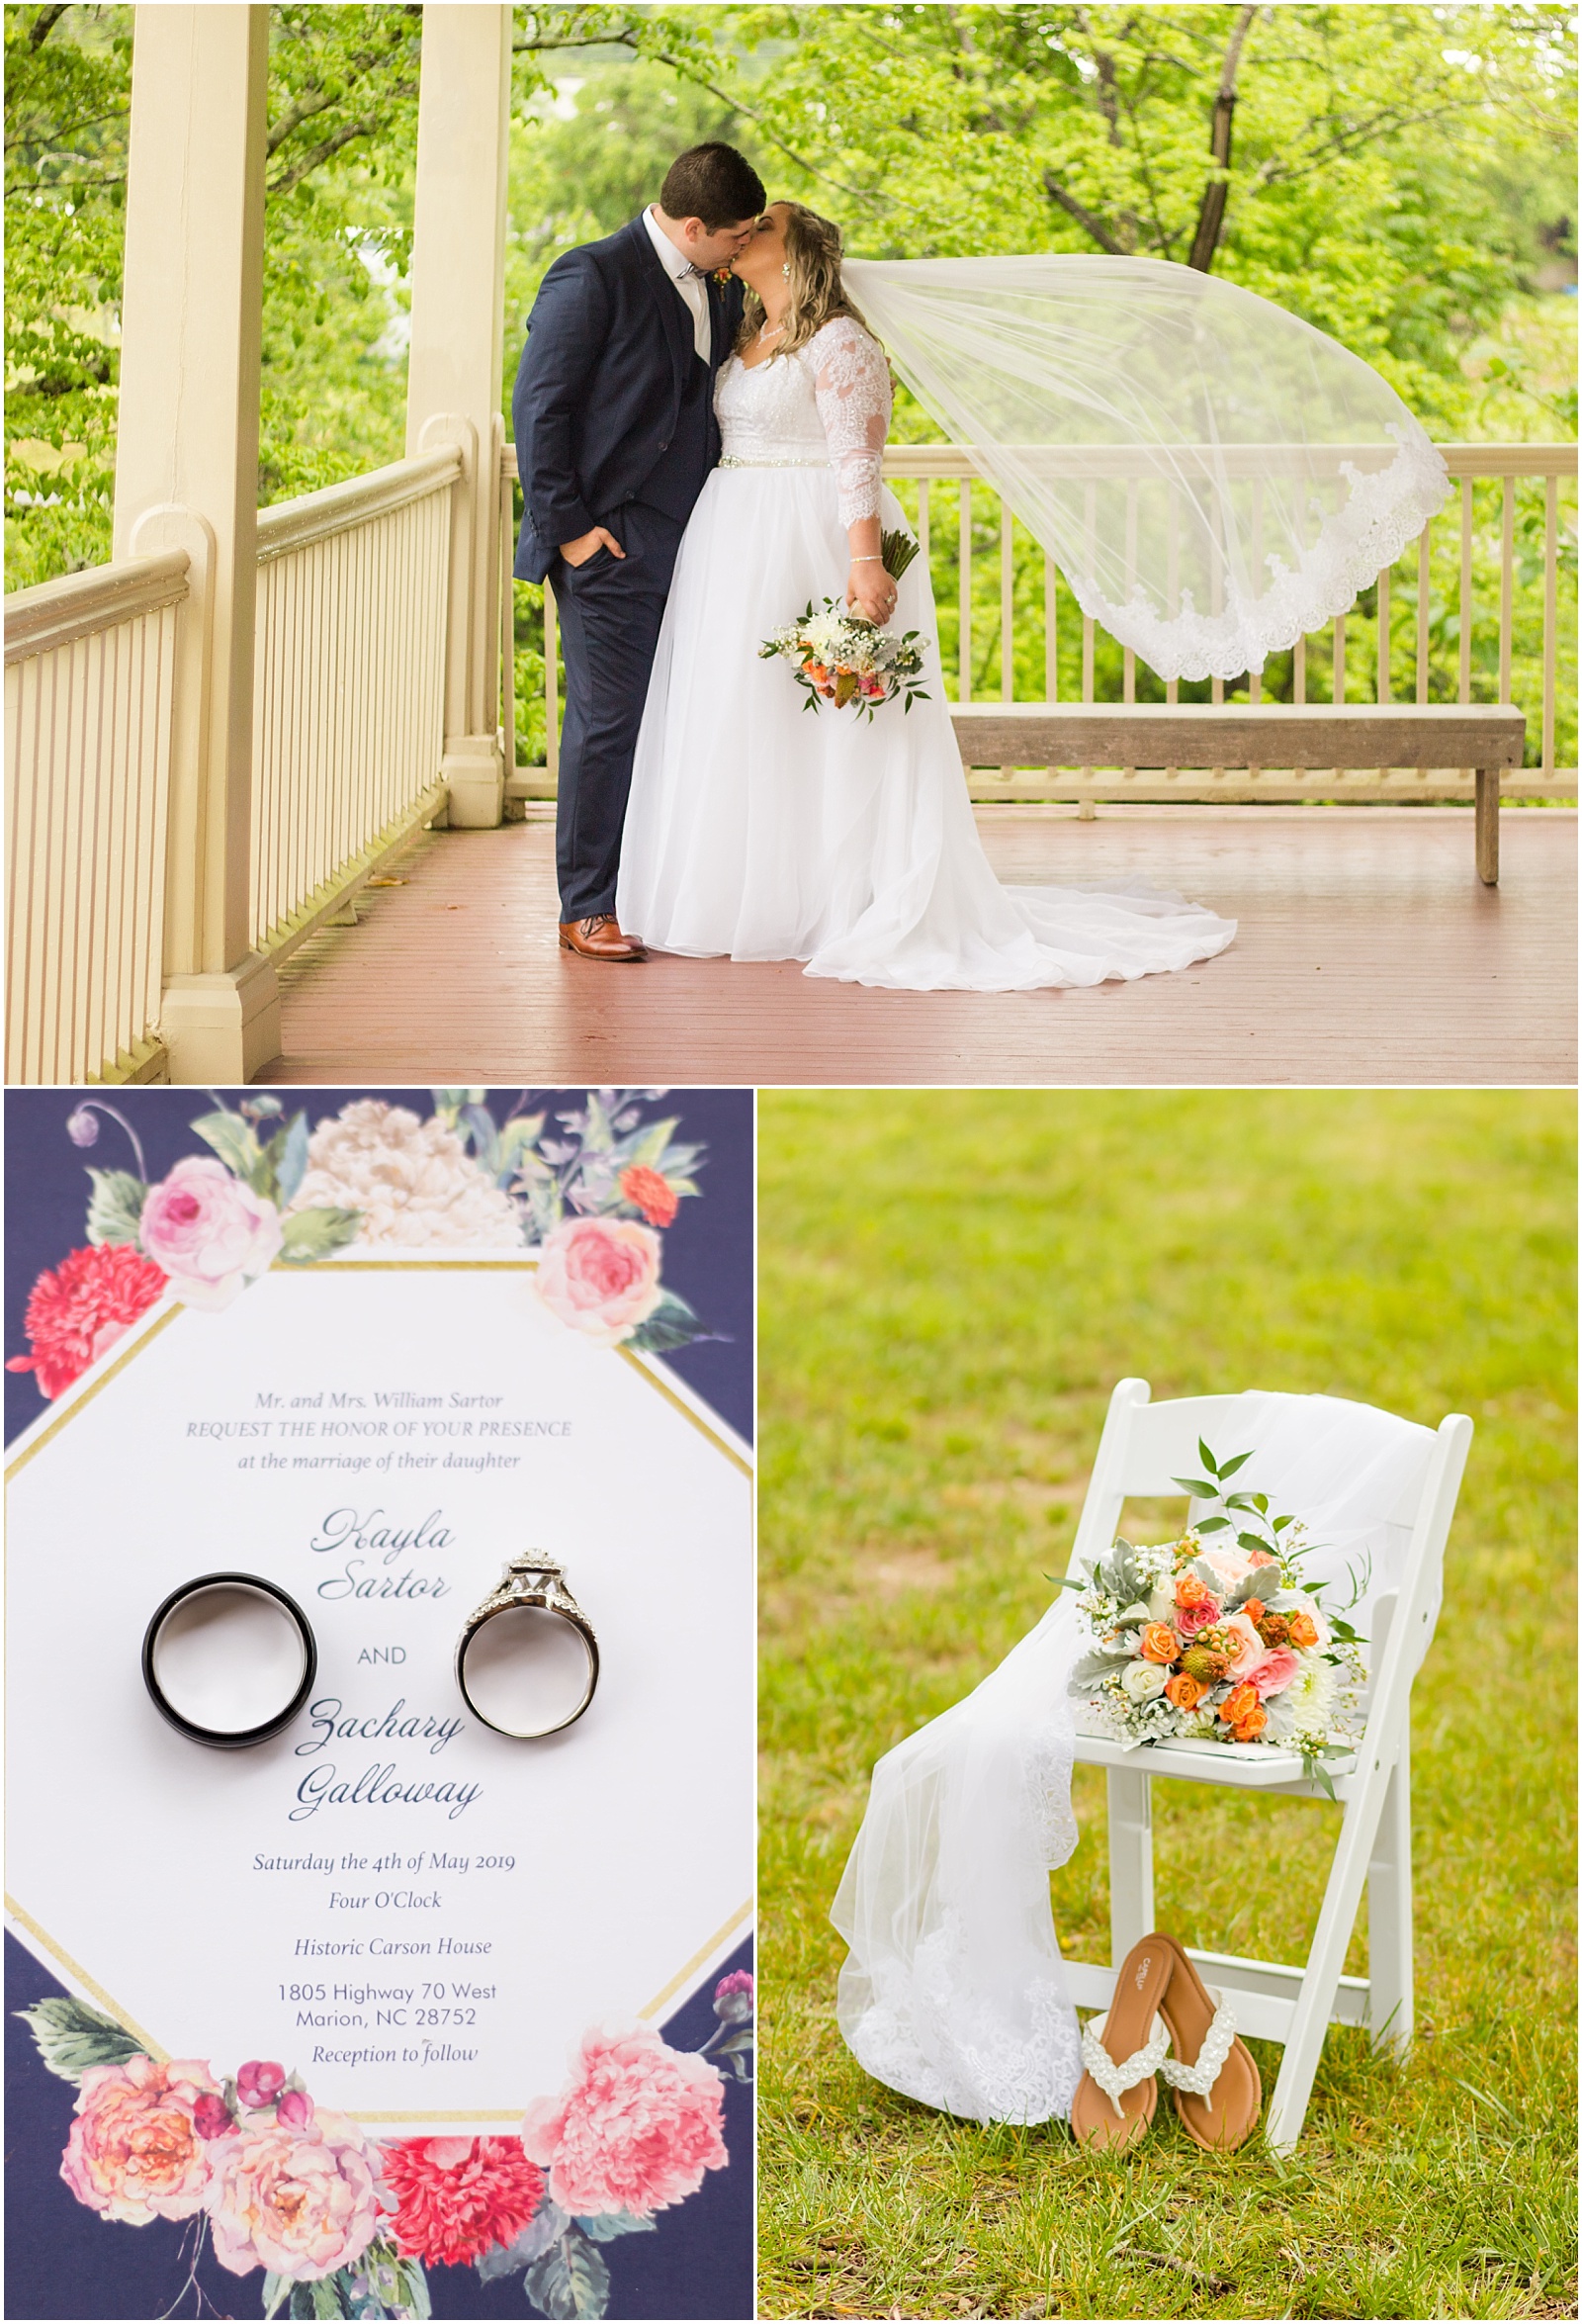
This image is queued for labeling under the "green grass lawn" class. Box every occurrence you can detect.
[757,1090,1576,2323]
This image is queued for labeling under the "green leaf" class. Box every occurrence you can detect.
[575,2211,657,2242]
[1172,1475,1220,1500]
[189,1108,261,1181]
[622,1117,678,1170]
[1193,1514,1232,1533]
[1236,1530,1271,1554]
[85,1167,146,1249]
[278,1206,361,1263]
[625,1287,705,1354]
[277,1112,310,1205]
[263,2273,291,2321]
[1272,1512,1294,1531]
[310,2275,347,2320]
[1216,1450,1253,1478]
[17,1995,142,2081]
[524,2228,611,2320]
[1197,1437,1220,1475]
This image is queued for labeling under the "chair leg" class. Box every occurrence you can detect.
[1106,1767,1154,1967]
[1266,1759,1394,2153]
[1475,766,1500,884]
[1367,1738,1413,2053]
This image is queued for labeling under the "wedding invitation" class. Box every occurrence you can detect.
[5,1086,753,2322]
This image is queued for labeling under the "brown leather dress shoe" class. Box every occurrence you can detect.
[558,914,648,962]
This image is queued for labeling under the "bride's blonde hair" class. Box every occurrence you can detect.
[737,203,873,359]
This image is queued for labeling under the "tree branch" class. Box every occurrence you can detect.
[27,5,68,49]
[1040,169,1126,255]
[1187,1,1258,272]
[267,106,411,198]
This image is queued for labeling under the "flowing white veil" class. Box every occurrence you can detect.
[830,1390,1437,2125]
[842,256,1450,684]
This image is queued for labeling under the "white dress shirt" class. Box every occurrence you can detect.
[643,206,712,363]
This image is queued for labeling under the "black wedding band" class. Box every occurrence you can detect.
[141,1572,316,1749]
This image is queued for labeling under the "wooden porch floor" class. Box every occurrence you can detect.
[264,805,1577,1088]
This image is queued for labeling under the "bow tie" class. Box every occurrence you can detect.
[679,261,710,281]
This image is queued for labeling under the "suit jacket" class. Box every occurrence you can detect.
[511,215,746,583]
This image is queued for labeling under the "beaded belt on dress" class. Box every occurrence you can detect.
[718,454,831,469]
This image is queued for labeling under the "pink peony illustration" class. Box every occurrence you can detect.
[383,2135,545,2267]
[1251,1646,1301,1699]
[533,1216,662,1345]
[206,2103,381,2280]
[6,1243,168,1398]
[61,2054,220,2225]
[139,1158,283,1311]
[714,1971,754,2024]
[234,2059,286,2111]
[520,2020,728,2219]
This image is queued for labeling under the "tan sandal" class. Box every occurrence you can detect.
[1155,1933,1263,2151]
[1070,1934,1175,2151]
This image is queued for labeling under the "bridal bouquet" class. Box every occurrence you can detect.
[758,527,929,721]
[1064,1441,1364,1793]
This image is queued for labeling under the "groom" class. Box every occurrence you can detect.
[512,142,765,961]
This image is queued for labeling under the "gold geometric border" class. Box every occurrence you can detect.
[5,1262,753,1482]
[5,1262,753,2123]
[5,1890,754,2125]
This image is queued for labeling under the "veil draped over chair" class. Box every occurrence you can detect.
[830,1389,1437,2124]
[843,256,1450,685]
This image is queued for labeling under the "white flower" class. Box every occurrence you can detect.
[290,1101,523,1249]
[1280,1653,1336,1729]
[1120,1658,1169,1704]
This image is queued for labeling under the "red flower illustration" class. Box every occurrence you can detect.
[620,1165,679,1228]
[6,1243,167,1399]
[382,2136,545,2268]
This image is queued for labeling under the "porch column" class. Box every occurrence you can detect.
[405,3,512,829]
[113,3,280,1080]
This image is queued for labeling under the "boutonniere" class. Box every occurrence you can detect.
[712,265,735,286]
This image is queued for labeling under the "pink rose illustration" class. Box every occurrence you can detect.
[139,1158,283,1311]
[1251,1646,1301,1699]
[234,2059,286,2111]
[520,2020,728,2219]
[206,2104,380,2280]
[61,2054,220,2225]
[534,1216,661,1346]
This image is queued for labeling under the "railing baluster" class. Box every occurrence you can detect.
[1248,481,1263,707]
[1122,478,1136,706]
[1000,499,1013,703]
[1081,481,1096,705]
[1498,473,1514,704]
[1043,554,1057,703]
[959,477,972,704]
[1415,519,1431,782]
[1376,562,1390,704]
[1458,474,1474,787]
[1542,474,1557,776]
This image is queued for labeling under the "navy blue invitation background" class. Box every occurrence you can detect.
[3,1087,753,2321]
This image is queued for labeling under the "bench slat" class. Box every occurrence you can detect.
[949,701,1526,770]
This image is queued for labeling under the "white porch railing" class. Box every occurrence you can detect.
[4,447,462,1083]
[5,553,188,1083]
[251,447,458,955]
[504,440,1576,803]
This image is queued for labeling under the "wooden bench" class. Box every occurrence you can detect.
[950,703,1528,883]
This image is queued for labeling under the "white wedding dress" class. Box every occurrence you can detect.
[616,318,1236,991]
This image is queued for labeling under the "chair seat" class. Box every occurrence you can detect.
[1071,1724,1360,1792]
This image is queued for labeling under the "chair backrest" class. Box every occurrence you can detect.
[1066,1380,1471,1677]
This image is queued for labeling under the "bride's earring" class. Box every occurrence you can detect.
[781,262,791,278]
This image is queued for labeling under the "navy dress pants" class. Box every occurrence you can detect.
[552,502,684,923]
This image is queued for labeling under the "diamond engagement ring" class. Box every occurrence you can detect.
[455,1555,599,1739]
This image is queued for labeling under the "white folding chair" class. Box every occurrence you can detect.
[1059,1378,1472,2151]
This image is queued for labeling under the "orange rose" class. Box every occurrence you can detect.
[1230,1702,1269,1743]
[1165,1671,1206,1711]
[1175,1572,1215,1610]
[1139,1623,1180,1665]
[1220,1681,1260,1730]
[1287,1610,1319,1650]
[1247,1549,1279,1566]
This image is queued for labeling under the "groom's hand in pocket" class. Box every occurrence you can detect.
[561,525,626,569]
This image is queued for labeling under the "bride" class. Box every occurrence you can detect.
[616,203,1238,993]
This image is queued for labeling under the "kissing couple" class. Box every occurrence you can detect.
[511,140,1233,994]
[512,141,1449,994]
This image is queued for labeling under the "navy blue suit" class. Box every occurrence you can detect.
[512,216,744,920]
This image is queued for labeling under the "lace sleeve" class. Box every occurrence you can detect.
[811,318,892,527]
